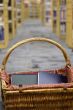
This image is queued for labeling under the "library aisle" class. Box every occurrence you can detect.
[0,19,73,109]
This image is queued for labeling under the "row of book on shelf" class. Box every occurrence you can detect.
[53,0,66,35]
[0,0,22,42]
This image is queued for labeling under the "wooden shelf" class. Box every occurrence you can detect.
[66,0,73,48]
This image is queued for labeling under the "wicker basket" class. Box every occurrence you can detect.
[0,37,73,110]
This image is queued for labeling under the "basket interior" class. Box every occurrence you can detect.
[10,71,68,86]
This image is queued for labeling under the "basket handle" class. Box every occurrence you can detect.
[1,37,71,70]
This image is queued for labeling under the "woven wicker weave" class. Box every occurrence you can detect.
[0,37,73,110]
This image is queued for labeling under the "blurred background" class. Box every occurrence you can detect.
[0,0,73,109]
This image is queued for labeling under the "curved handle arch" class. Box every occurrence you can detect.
[1,37,71,70]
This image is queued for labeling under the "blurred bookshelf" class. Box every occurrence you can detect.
[29,1,39,18]
[66,0,73,48]
[53,0,57,33]
[24,0,29,20]
[44,0,52,31]
[53,0,66,39]
[60,0,66,39]
[0,0,9,48]
[8,0,16,39]
[16,0,22,27]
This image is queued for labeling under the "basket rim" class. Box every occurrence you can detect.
[2,82,73,92]
[1,66,73,91]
